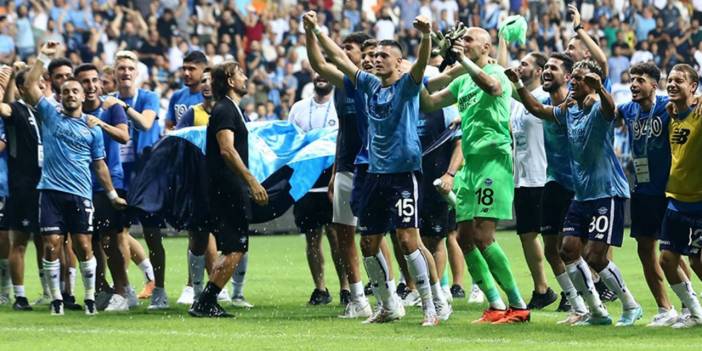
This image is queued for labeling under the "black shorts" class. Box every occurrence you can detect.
[563,197,626,247]
[660,209,702,256]
[420,189,452,238]
[39,190,94,235]
[126,209,166,229]
[209,188,250,254]
[630,193,667,239]
[93,190,128,238]
[7,188,39,234]
[515,186,544,235]
[0,196,8,231]
[293,192,332,232]
[358,172,422,236]
[350,164,368,218]
[540,181,574,235]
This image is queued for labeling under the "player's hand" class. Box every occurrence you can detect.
[413,15,432,34]
[584,73,603,92]
[0,66,12,88]
[568,4,581,29]
[583,93,599,110]
[504,67,520,83]
[86,114,102,129]
[11,61,26,74]
[111,196,128,210]
[102,96,126,109]
[666,101,678,118]
[693,95,702,116]
[437,174,454,194]
[449,38,466,60]
[302,11,318,32]
[449,116,461,129]
[327,173,335,203]
[249,179,269,206]
[39,41,61,58]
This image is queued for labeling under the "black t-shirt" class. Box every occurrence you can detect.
[333,85,361,173]
[206,97,249,194]
[418,109,453,206]
[6,101,42,192]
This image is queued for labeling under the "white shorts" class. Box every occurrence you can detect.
[332,171,357,227]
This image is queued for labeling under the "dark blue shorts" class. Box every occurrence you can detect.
[540,181,574,235]
[357,172,422,236]
[350,164,368,218]
[0,196,8,231]
[420,193,452,238]
[630,193,667,238]
[93,189,128,237]
[660,209,702,256]
[562,197,626,247]
[7,188,39,234]
[39,190,94,235]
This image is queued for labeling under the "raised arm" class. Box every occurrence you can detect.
[455,41,502,96]
[496,37,508,68]
[584,73,615,121]
[304,25,344,88]
[25,42,59,107]
[569,5,608,77]
[409,15,432,84]
[505,68,556,122]
[216,129,268,206]
[304,11,359,85]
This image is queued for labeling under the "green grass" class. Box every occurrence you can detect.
[1,231,700,350]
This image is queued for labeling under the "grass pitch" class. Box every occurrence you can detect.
[1,231,700,350]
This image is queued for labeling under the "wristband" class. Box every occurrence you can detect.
[107,190,119,201]
[515,79,524,89]
[37,53,51,69]
[460,57,481,77]
[446,171,456,177]
[123,104,130,113]
[312,26,322,36]
[574,24,584,32]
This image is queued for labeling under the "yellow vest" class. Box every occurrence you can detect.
[666,110,702,202]
[193,103,210,127]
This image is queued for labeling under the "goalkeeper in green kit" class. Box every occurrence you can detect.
[421,26,530,324]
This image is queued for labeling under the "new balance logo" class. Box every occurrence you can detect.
[671,128,691,144]
[402,217,411,223]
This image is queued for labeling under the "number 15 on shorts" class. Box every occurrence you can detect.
[395,198,416,223]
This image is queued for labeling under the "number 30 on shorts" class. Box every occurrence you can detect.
[589,215,610,235]
[395,198,416,217]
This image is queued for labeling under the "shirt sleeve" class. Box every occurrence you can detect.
[142,91,160,117]
[211,105,237,135]
[355,70,380,95]
[176,107,194,130]
[35,97,58,127]
[109,104,128,126]
[447,75,463,100]
[90,127,106,161]
[399,73,421,98]
[552,105,566,122]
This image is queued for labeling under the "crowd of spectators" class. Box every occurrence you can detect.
[0,0,699,123]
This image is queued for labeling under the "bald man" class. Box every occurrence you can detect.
[420,27,530,324]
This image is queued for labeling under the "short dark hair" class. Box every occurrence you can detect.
[549,52,574,74]
[528,52,548,70]
[361,39,378,51]
[573,59,604,81]
[671,64,700,85]
[629,62,661,82]
[59,77,83,90]
[73,63,100,78]
[203,66,211,74]
[342,32,372,46]
[183,50,208,65]
[377,39,404,56]
[14,68,29,89]
[48,58,73,76]
[211,61,240,101]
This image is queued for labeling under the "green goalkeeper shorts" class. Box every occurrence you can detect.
[454,153,514,222]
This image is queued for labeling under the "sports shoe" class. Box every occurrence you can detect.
[189,299,234,318]
[402,289,421,307]
[137,281,155,299]
[0,293,9,305]
[12,296,33,311]
[33,294,52,305]
[63,294,82,311]
[556,292,572,312]
[126,286,138,308]
[338,299,372,319]
[340,289,352,306]
[647,308,678,327]
[104,294,129,312]
[557,312,588,325]
[450,284,465,299]
[364,282,373,296]
[671,314,702,329]
[50,299,64,316]
[396,282,408,296]
[616,305,643,327]
[363,303,405,323]
[231,295,254,309]
[421,310,439,327]
[436,300,453,321]
[467,284,485,304]
[217,288,231,302]
[84,299,97,315]
[492,308,531,324]
[442,285,453,304]
[680,307,691,319]
[527,287,558,310]
[472,308,508,324]
[176,286,194,305]
[573,314,613,326]
[308,288,332,305]
[595,281,617,302]
[147,288,169,310]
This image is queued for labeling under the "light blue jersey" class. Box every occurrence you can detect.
[542,97,574,191]
[355,71,422,174]
[86,103,128,192]
[0,119,8,197]
[554,100,630,201]
[35,98,106,200]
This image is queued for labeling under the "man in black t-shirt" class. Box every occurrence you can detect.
[189,61,268,318]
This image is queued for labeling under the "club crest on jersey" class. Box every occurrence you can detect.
[401,191,411,199]
[597,207,608,215]
[328,119,336,127]
[484,178,493,187]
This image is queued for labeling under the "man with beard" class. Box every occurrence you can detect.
[189,61,268,317]
[508,59,642,326]
[615,62,681,326]
[165,51,207,131]
[658,64,702,328]
[24,41,127,315]
[74,63,133,312]
[47,58,73,102]
[287,72,346,306]
[565,5,611,92]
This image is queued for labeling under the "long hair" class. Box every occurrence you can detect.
[211,61,240,101]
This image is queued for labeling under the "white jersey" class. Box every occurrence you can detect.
[288,95,338,132]
[511,86,548,188]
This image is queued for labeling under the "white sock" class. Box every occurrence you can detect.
[671,281,702,318]
[43,259,62,301]
[13,285,25,298]
[598,261,638,310]
[138,259,155,283]
[405,250,436,315]
[431,282,447,306]
[68,266,77,295]
[566,258,607,317]
[349,281,365,303]
[79,257,97,301]
[39,271,51,297]
[231,253,248,297]
[188,251,206,298]
[0,259,10,294]
[556,272,588,314]
[363,253,396,309]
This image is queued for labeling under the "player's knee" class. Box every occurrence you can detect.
[583,251,607,272]
[659,251,678,271]
[360,237,376,257]
[558,243,579,263]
